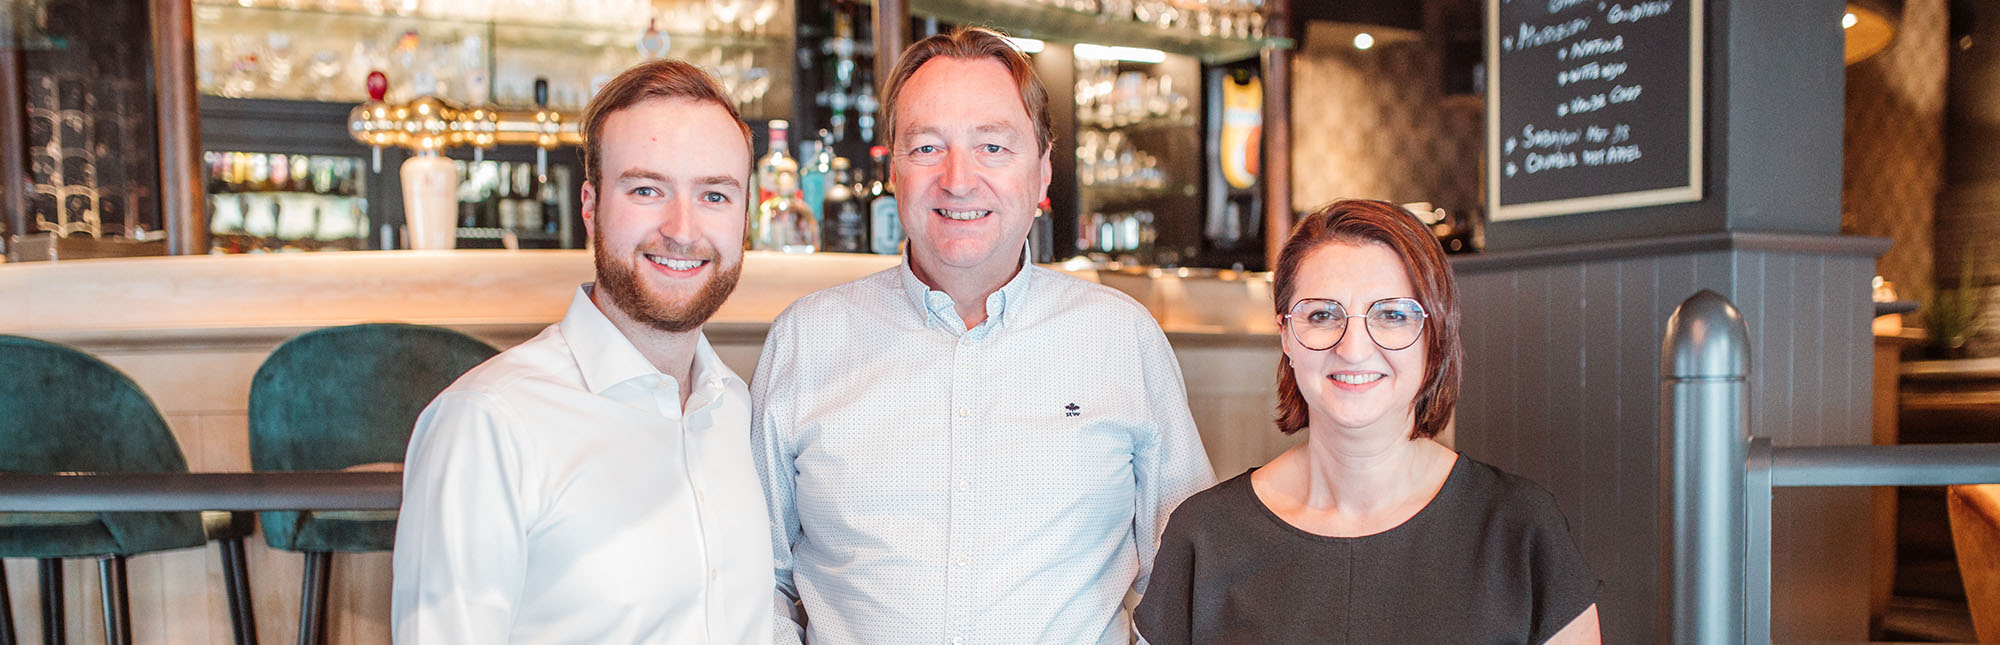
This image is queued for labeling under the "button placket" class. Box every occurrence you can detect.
[945,333,979,637]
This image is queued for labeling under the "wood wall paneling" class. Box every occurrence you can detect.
[1455,246,1877,643]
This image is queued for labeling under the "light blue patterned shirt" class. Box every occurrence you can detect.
[751,257,1215,645]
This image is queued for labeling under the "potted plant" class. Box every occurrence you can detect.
[1920,258,1986,359]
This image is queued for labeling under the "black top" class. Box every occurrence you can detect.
[1135,455,1599,645]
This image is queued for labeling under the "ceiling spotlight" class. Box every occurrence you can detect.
[1353,32,1375,50]
[1842,12,1858,29]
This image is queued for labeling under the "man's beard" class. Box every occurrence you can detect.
[593,228,742,334]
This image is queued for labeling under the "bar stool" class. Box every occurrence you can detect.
[248,323,496,645]
[0,335,257,645]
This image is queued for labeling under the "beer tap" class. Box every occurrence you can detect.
[346,71,579,249]
[532,77,555,183]
[350,71,396,172]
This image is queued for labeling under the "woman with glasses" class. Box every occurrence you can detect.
[1134,199,1601,644]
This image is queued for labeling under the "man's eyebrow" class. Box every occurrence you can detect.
[615,169,669,183]
[694,175,743,190]
[973,123,1020,138]
[899,122,1022,141]
[613,171,742,190]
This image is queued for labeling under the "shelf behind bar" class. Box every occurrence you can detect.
[0,471,402,512]
[866,0,1290,63]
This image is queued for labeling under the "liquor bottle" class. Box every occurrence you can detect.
[1029,197,1054,263]
[867,145,902,255]
[756,120,798,204]
[799,129,834,224]
[823,157,866,252]
[756,163,819,253]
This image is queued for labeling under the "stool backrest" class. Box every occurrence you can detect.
[0,335,189,474]
[0,335,206,557]
[249,323,497,472]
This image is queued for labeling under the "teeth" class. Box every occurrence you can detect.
[938,209,989,221]
[649,256,707,271]
[1330,373,1384,385]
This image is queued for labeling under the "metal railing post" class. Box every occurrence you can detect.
[1745,437,1773,645]
[1661,289,1751,644]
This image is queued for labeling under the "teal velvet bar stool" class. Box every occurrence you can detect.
[248,323,496,645]
[0,335,257,645]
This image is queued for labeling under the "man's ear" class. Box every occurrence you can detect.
[1037,147,1052,203]
[580,181,598,238]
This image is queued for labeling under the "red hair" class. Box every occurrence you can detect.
[580,59,751,189]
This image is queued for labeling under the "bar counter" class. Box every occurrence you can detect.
[0,250,1297,644]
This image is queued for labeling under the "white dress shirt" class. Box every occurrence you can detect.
[752,259,1216,645]
[393,285,774,644]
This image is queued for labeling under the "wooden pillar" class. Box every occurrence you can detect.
[1,47,27,256]
[1260,0,1293,270]
[873,0,909,99]
[150,0,205,255]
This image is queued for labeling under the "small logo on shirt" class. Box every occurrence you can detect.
[1064,402,1081,417]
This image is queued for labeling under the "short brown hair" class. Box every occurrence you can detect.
[881,27,1051,155]
[580,59,751,188]
[1273,199,1463,439]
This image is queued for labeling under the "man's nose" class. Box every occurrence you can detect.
[658,196,697,242]
[940,148,977,195]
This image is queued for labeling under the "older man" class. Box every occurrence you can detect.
[392,60,770,643]
[752,28,1214,644]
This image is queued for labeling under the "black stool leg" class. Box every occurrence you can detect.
[217,538,257,645]
[35,559,60,645]
[34,560,60,645]
[296,552,331,645]
[94,556,128,645]
[2,559,17,645]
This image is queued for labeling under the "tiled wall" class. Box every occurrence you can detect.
[1841,0,1947,309]
[1289,19,1483,220]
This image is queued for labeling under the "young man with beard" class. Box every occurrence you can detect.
[391,60,770,643]
[751,28,1214,644]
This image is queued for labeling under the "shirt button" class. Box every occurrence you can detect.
[956,408,971,417]
[710,569,718,581]
[954,480,969,492]
[951,637,964,645]
[954,557,967,568]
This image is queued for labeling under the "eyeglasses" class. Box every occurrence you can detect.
[1282,297,1428,351]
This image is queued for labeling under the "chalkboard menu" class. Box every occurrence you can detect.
[1486,0,1703,220]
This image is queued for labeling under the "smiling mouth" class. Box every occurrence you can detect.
[935,208,991,221]
[1329,373,1384,385]
[645,255,709,271]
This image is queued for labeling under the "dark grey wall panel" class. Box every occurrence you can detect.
[1720,0,1847,234]
[1453,243,1876,643]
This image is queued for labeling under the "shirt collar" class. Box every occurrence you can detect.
[559,284,741,396]
[897,247,1037,333]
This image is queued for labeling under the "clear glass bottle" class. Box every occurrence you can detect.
[756,120,798,204]
[756,165,819,253]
